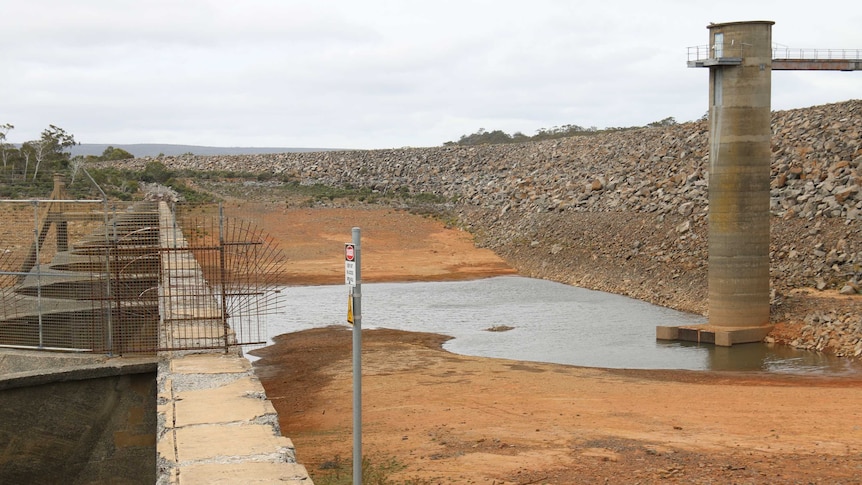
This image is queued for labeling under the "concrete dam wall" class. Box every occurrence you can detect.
[0,351,157,484]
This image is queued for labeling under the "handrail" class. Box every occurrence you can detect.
[772,47,862,60]
[687,45,712,62]
[688,44,862,63]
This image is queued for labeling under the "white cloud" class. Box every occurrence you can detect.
[1,0,859,149]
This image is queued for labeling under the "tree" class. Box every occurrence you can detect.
[647,116,677,128]
[41,124,77,158]
[100,146,135,161]
[445,121,640,146]
[30,139,51,181]
[19,142,33,179]
[140,161,172,184]
[69,156,84,185]
[30,125,77,180]
[0,123,13,169]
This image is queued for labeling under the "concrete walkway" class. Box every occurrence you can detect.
[156,202,312,484]
[158,353,311,484]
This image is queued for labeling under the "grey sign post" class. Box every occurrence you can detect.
[346,228,362,484]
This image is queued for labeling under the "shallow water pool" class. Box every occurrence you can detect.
[253,276,860,375]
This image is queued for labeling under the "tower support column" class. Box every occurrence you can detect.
[707,21,773,330]
[658,20,775,346]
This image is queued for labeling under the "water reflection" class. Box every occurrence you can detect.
[259,276,860,375]
[672,341,861,375]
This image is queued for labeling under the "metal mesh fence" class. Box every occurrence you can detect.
[0,196,283,355]
[162,202,284,352]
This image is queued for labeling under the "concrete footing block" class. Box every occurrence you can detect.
[655,326,679,341]
[656,324,773,347]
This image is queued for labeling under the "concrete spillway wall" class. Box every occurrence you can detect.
[0,351,157,484]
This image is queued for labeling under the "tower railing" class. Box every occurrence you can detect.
[772,47,862,60]
[688,44,862,63]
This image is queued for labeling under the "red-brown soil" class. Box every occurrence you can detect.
[249,204,862,484]
[221,202,516,286]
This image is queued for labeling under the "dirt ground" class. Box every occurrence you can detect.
[222,201,516,286]
[248,203,862,484]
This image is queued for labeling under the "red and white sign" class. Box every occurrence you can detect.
[345,243,356,286]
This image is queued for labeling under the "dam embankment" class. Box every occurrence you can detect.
[103,100,862,358]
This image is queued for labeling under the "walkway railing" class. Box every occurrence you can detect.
[687,44,862,63]
[771,47,862,61]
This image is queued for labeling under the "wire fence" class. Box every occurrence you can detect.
[162,202,284,352]
[0,195,283,355]
[0,199,115,352]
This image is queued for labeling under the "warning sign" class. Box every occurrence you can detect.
[345,261,356,286]
[344,243,356,287]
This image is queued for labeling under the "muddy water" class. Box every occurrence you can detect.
[259,276,860,375]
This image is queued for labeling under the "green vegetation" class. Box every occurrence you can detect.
[3,119,589,208]
[445,117,678,146]
[314,455,430,485]
[83,166,140,200]
[98,146,135,161]
[646,116,679,128]
[285,182,449,210]
[0,124,79,197]
[285,182,445,206]
[140,161,173,184]
[1,131,447,207]
[184,171,450,210]
[1,147,445,208]
[0,120,217,201]
[82,161,214,203]
[175,168,262,181]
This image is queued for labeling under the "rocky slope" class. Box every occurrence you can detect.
[107,100,862,358]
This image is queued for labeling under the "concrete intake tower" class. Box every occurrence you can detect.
[659,21,775,345]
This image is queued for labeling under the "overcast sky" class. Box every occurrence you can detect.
[1,1,859,149]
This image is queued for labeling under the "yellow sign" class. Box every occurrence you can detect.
[347,292,354,325]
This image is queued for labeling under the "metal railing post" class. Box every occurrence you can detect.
[219,203,230,353]
[33,201,44,349]
[103,202,114,355]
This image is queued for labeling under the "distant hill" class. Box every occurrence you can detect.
[70,144,339,158]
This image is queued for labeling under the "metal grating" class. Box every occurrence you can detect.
[0,191,284,354]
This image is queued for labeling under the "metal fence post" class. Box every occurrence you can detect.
[352,227,362,485]
[33,201,44,349]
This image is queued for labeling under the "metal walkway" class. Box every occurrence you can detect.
[687,45,862,70]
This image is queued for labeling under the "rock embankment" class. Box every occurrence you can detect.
[105,100,862,357]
